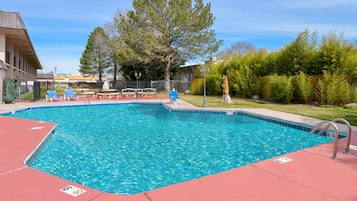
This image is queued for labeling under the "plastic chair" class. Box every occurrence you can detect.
[64,89,76,101]
[46,90,61,102]
[169,90,178,104]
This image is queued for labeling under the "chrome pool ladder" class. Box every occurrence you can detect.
[310,118,352,160]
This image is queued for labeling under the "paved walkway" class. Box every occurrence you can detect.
[0,98,356,201]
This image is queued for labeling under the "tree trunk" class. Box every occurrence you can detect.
[99,70,102,88]
[164,56,171,92]
[113,61,118,88]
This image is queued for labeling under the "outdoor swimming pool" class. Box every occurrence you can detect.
[7,103,333,194]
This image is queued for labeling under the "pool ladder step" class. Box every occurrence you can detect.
[310,118,352,160]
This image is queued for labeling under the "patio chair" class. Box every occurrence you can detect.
[46,90,61,102]
[64,89,76,101]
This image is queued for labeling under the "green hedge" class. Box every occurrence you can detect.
[3,78,18,103]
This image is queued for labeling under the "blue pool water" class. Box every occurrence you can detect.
[7,103,332,194]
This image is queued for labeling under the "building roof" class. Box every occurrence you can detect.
[0,11,41,69]
[37,73,108,83]
[36,73,54,79]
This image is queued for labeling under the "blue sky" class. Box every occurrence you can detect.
[2,0,357,74]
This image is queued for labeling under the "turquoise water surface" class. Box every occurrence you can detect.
[7,103,333,194]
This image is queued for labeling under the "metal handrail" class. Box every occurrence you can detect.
[332,118,352,154]
[310,121,340,160]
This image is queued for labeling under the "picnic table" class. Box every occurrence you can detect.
[97,89,121,99]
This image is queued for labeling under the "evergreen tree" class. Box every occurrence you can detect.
[117,0,221,91]
[79,27,111,85]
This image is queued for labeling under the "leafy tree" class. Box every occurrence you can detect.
[275,29,318,75]
[117,0,221,92]
[275,44,295,75]
[216,41,255,59]
[79,27,111,85]
[291,30,318,74]
[103,14,124,88]
[317,32,355,74]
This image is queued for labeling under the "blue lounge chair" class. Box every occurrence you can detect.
[169,89,178,104]
[46,90,61,102]
[64,89,76,101]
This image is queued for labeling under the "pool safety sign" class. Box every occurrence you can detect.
[60,185,86,197]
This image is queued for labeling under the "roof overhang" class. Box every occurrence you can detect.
[0,11,41,69]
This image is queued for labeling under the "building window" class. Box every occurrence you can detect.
[5,51,10,64]
[13,57,16,67]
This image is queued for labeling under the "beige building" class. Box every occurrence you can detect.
[0,11,41,103]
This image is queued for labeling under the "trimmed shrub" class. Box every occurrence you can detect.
[190,78,202,95]
[206,74,222,96]
[269,74,294,104]
[227,64,257,98]
[296,71,313,104]
[3,78,18,103]
[316,71,352,106]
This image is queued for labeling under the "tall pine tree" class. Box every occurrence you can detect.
[79,27,111,86]
[117,0,221,92]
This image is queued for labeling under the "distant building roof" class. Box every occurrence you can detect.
[37,73,54,79]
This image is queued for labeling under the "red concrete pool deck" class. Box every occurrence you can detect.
[1,100,357,201]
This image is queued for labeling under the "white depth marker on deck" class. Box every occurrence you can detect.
[274,157,293,164]
[350,145,357,151]
[60,185,86,197]
[31,127,43,130]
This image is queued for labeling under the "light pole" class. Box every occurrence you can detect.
[53,66,57,89]
[200,65,209,107]
[134,71,141,98]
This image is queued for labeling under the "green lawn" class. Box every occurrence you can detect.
[179,95,357,126]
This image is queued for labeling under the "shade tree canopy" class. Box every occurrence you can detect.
[113,0,222,91]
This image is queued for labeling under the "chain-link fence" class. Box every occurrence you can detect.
[150,80,191,92]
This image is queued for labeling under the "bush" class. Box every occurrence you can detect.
[227,64,257,98]
[268,74,294,104]
[21,92,34,101]
[206,74,222,96]
[316,71,352,106]
[191,75,227,96]
[190,78,202,95]
[296,71,313,104]
[3,78,18,103]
